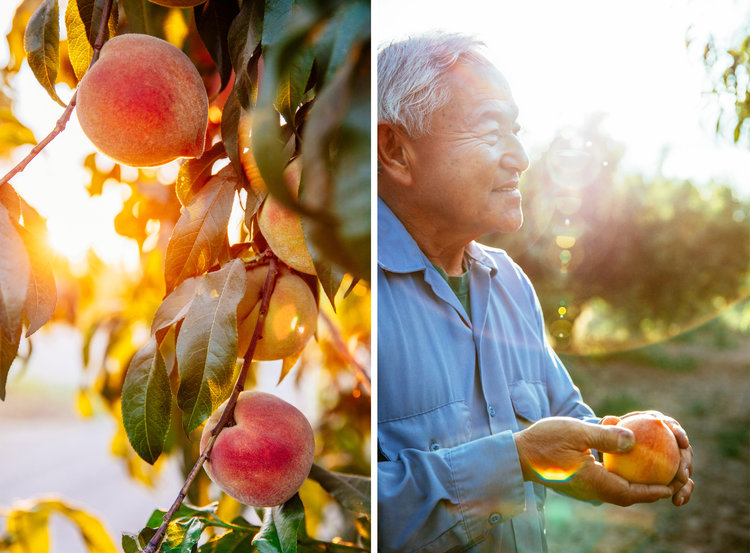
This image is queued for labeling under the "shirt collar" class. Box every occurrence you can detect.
[377,196,499,277]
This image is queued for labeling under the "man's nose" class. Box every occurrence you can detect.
[502,137,530,174]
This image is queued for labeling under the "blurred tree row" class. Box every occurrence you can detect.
[485,117,750,353]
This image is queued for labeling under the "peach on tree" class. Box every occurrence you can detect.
[200,391,315,507]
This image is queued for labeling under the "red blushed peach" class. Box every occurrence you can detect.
[603,413,680,485]
[76,34,208,167]
[200,391,315,507]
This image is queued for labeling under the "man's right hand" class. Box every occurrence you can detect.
[513,417,674,506]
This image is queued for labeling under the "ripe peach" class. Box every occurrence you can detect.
[76,34,208,167]
[602,413,680,485]
[236,265,317,360]
[257,161,317,275]
[200,391,315,507]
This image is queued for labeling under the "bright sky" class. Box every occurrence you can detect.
[375,0,750,195]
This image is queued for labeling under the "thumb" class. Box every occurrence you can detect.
[585,423,635,453]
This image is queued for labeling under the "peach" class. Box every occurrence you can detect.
[236,265,317,360]
[76,34,208,167]
[200,391,315,507]
[603,413,680,485]
[257,161,317,275]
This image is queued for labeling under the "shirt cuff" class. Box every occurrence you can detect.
[446,430,527,542]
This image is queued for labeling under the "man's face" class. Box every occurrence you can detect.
[408,63,529,238]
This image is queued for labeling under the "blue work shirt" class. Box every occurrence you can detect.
[377,197,597,552]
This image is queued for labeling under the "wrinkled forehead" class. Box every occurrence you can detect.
[439,62,518,124]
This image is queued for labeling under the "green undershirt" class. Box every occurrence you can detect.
[432,264,471,321]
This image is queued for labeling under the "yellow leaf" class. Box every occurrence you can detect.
[42,501,118,553]
[7,506,51,553]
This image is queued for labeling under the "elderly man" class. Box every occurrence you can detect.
[377,32,694,552]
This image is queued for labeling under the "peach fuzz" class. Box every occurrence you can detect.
[76,34,208,167]
[236,265,318,361]
[603,413,680,485]
[200,391,315,507]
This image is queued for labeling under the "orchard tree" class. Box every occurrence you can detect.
[486,117,750,352]
[0,0,371,552]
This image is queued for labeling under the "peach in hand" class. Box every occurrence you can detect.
[602,413,680,485]
[76,34,208,167]
[200,391,315,507]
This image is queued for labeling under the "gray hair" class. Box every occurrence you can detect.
[377,32,493,137]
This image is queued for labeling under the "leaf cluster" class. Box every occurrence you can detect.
[122,465,370,553]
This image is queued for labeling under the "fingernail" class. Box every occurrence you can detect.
[618,431,635,451]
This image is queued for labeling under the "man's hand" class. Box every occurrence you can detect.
[514,417,674,506]
[601,411,694,507]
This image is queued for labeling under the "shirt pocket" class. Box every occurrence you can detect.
[509,380,550,426]
[378,400,472,461]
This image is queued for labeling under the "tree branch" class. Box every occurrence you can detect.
[144,257,280,553]
[0,0,114,188]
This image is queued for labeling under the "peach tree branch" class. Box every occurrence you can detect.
[0,0,114,188]
[144,256,280,553]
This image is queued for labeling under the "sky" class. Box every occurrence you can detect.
[375,0,750,195]
[2,1,750,269]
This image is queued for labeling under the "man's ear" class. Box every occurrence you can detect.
[377,122,414,187]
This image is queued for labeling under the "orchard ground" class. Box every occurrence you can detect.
[547,317,750,553]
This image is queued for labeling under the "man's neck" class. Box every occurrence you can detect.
[399,217,469,276]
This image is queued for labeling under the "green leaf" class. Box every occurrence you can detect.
[227,0,263,109]
[300,39,370,280]
[122,337,172,464]
[275,45,314,130]
[308,464,370,516]
[6,0,43,74]
[261,0,293,48]
[24,0,64,106]
[145,503,218,528]
[176,142,228,208]
[220,90,246,188]
[162,517,206,553]
[252,495,304,553]
[194,0,240,92]
[164,164,238,294]
[65,0,118,81]
[120,0,169,37]
[198,528,254,552]
[176,259,246,434]
[315,1,370,85]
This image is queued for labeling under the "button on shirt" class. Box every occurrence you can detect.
[377,198,598,553]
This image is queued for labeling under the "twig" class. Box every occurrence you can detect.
[320,311,371,395]
[144,258,280,553]
[0,0,114,188]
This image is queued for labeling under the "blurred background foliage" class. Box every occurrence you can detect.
[1,0,370,550]
[484,115,750,354]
